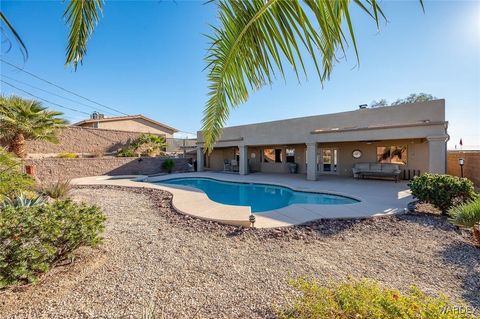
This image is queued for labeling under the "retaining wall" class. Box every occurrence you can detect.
[23,126,145,155]
[24,157,189,181]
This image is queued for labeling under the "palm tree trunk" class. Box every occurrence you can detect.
[473,225,480,247]
[11,133,26,158]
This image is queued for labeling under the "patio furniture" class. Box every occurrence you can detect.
[288,162,298,174]
[223,159,231,171]
[352,163,401,182]
[230,159,239,172]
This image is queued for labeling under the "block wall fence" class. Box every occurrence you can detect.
[447,151,480,188]
[24,157,189,181]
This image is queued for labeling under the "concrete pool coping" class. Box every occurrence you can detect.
[72,172,413,228]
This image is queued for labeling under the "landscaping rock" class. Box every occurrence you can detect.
[1,186,478,318]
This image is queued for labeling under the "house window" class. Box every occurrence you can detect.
[263,148,282,163]
[286,148,295,163]
[377,146,407,164]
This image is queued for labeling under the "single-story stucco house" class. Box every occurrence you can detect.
[74,113,178,138]
[196,99,448,180]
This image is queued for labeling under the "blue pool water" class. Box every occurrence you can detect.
[154,178,358,212]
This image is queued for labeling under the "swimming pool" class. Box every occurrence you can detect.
[154,178,359,212]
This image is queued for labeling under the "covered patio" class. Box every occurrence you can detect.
[196,100,449,181]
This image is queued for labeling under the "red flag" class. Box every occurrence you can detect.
[459,138,463,146]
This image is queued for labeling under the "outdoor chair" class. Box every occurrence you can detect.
[223,159,231,171]
[230,159,238,172]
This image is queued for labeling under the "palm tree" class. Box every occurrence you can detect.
[0,95,68,158]
[1,0,423,150]
[131,133,168,157]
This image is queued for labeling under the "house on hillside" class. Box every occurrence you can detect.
[196,99,449,180]
[74,113,178,138]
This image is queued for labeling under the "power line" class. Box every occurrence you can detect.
[1,80,90,115]
[1,74,117,116]
[0,58,129,116]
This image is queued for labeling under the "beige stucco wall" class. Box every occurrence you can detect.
[205,147,237,171]
[250,145,306,174]
[198,100,446,147]
[83,118,175,137]
[198,100,448,175]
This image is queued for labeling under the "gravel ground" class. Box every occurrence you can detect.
[1,186,479,318]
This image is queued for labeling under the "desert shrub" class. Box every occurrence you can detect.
[117,134,167,157]
[37,179,72,199]
[277,277,476,319]
[409,174,476,214]
[162,158,175,173]
[0,200,106,288]
[0,149,34,200]
[117,148,135,157]
[449,198,480,247]
[57,152,77,159]
[133,133,167,157]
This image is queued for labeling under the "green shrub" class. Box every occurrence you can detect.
[162,158,175,173]
[277,277,476,319]
[117,134,167,157]
[449,198,480,247]
[132,133,167,157]
[57,152,77,159]
[117,148,135,157]
[37,179,72,199]
[409,174,477,214]
[0,149,34,200]
[0,200,106,288]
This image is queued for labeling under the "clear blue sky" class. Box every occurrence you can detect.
[1,0,479,148]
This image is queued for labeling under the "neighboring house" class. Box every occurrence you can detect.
[74,114,178,138]
[196,99,449,180]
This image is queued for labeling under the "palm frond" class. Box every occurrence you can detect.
[64,0,104,70]
[201,0,388,152]
[0,12,28,61]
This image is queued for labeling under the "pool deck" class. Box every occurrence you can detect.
[72,172,413,228]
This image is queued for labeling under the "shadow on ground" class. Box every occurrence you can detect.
[440,241,480,307]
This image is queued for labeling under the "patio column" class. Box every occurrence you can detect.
[239,145,249,175]
[427,135,448,174]
[196,146,204,172]
[306,142,317,181]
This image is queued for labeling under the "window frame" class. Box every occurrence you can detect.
[263,148,283,163]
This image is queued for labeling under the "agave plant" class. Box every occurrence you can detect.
[1,194,46,208]
[449,198,480,247]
